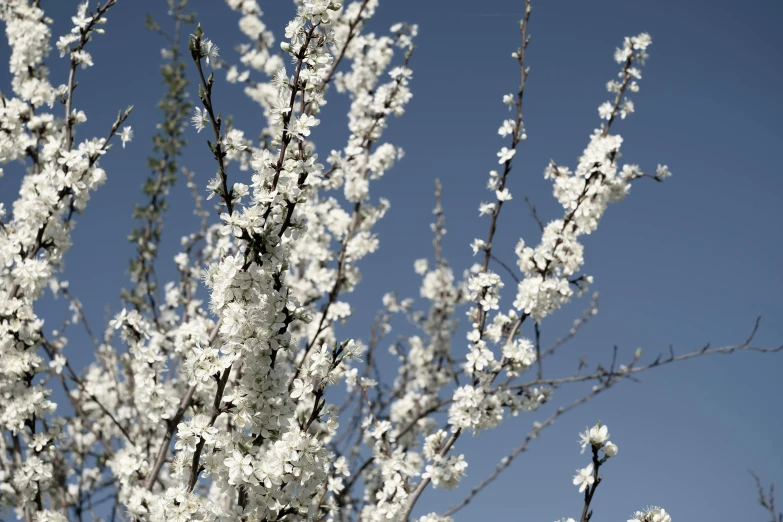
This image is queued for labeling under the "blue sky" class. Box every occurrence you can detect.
[2,0,782,520]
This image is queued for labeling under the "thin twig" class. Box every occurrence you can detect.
[750,470,783,522]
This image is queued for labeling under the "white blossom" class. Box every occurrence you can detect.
[573,463,595,493]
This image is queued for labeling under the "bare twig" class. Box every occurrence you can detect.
[524,195,544,232]
[750,470,783,522]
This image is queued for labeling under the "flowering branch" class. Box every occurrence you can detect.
[0,2,778,521]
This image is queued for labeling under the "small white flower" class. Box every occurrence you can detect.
[497,147,516,164]
[478,202,495,216]
[290,378,313,399]
[598,101,614,120]
[223,451,253,484]
[224,129,247,151]
[471,238,487,255]
[573,463,594,493]
[119,126,133,148]
[655,164,672,179]
[498,119,515,137]
[496,188,512,202]
[192,107,209,133]
[414,259,429,275]
[201,38,219,66]
[628,507,670,522]
[579,423,610,453]
[334,456,349,476]
[49,354,66,374]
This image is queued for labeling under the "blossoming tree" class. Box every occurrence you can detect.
[0,1,779,521]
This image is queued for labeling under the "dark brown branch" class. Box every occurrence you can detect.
[751,470,783,522]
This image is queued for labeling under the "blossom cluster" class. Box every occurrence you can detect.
[1,2,128,518]
[3,1,763,521]
[557,424,670,522]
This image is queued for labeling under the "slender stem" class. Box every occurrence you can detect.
[579,445,603,522]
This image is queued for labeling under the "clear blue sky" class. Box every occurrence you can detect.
[2,0,782,521]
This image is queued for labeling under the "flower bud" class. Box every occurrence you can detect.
[604,441,618,458]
